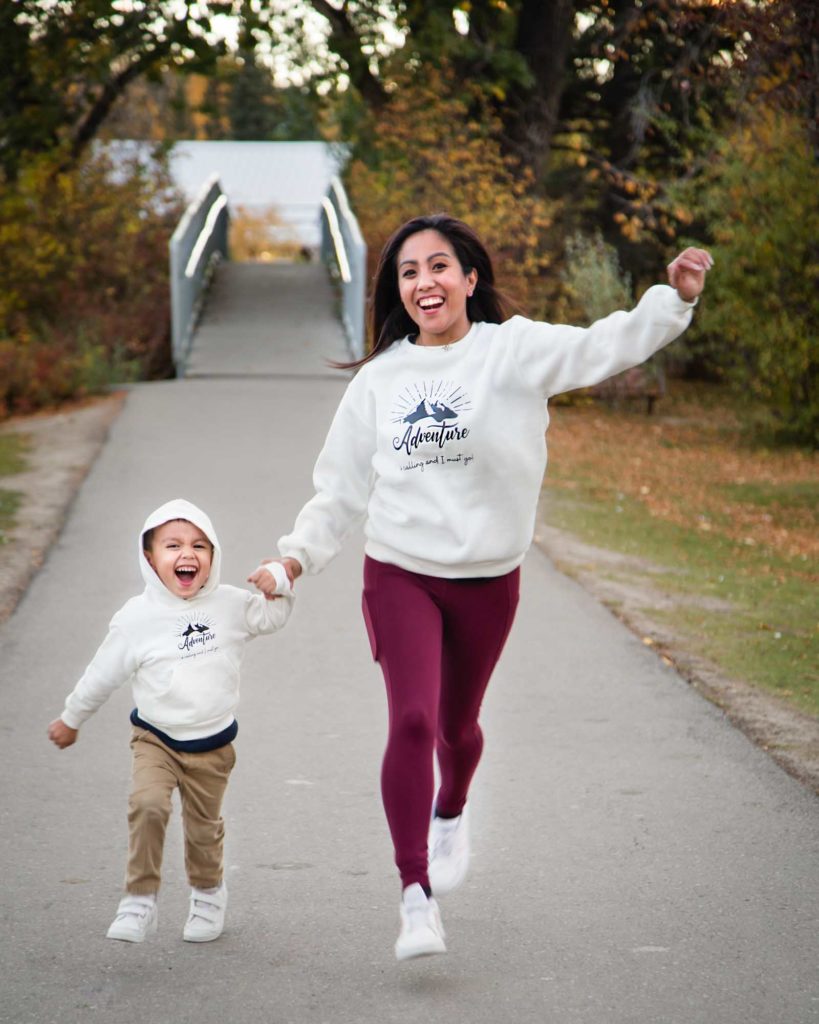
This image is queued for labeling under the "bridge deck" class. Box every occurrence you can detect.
[185,261,351,378]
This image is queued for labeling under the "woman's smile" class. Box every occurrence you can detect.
[397,229,477,346]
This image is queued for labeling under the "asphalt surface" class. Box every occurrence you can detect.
[1,262,817,1024]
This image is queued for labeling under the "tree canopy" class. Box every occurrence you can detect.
[0,1,232,180]
[2,0,817,442]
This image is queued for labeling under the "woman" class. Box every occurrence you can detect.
[250,214,712,961]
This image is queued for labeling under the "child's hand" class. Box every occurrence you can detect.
[248,559,298,599]
[48,719,78,749]
[248,566,281,599]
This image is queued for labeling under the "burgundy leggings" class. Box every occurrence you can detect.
[362,555,520,890]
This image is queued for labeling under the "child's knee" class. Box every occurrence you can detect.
[128,786,172,826]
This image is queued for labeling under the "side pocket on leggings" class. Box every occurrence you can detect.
[361,591,379,662]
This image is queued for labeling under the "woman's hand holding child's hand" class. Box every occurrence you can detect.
[48,719,78,749]
[667,247,713,302]
[248,558,302,599]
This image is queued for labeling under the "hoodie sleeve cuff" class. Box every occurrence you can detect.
[251,561,292,595]
[672,289,698,309]
[60,709,84,730]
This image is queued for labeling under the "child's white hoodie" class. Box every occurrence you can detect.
[60,499,292,742]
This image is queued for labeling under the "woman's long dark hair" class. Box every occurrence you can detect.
[334,213,511,370]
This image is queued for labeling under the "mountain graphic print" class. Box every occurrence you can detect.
[390,379,475,473]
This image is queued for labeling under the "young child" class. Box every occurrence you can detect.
[48,499,293,944]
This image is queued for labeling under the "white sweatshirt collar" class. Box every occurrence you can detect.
[402,322,478,354]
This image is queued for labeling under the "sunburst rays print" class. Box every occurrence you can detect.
[390,380,472,425]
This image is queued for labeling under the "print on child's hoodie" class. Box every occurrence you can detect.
[178,613,217,655]
[391,379,474,472]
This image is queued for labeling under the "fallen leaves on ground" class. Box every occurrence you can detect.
[546,392,818,565]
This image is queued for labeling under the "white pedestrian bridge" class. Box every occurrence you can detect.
[103,139,367,372]
[172,171,365,376]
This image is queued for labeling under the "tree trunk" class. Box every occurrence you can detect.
[308,0,387,109]
[503,0,576,181]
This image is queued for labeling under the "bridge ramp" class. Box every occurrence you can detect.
[184,261,351,378]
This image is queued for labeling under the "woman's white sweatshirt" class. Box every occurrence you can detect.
[278,285,696,579]
[60,499,293,741]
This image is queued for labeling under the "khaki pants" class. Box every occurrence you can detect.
[125,727,236,895]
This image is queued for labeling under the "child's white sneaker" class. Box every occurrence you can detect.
[183,882,227,942]
[394,883,446,961]
[428,806,470,895]
[106,894,158,943]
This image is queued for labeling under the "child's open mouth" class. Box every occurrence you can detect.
[175,566,198,586]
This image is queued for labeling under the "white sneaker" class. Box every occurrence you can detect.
[428,806,470,895]
[394,883,446,961]
[183,882,227,942]
[106,894,158,943]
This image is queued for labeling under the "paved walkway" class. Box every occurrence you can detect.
[1,262,817,1024]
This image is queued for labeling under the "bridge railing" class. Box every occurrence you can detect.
[321,176,367,359]
[169,174,229,374]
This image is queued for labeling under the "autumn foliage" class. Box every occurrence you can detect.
[677,109,819,447]
[345,64,555,326]
[0,150,182,417]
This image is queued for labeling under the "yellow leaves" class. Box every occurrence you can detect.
[347,62,553,313]
[0,147,178,415]
[618,216,644,242]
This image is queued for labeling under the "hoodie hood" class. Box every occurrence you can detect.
[139,499,221,601]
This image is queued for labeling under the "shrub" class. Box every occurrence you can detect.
[0,148,182,417]
[560,231,665,407]
[562,231,633,324]
[675,109,819,447]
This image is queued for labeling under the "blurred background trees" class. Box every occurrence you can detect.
[0,0,227,413]
[345,62,554,319]
[1,0,816,444]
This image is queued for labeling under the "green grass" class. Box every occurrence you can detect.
[543,483,819,717]
[720,480,819,510]
[0,433,27,476]
[0,433,28,544]
[719,480,819,531]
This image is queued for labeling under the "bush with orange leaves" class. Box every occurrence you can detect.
[345,64,555,332]
[0,148,182,418]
